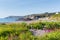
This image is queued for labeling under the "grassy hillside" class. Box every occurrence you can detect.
[49,13,60,21]
[0,22,60,40]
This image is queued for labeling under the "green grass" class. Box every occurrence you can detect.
[50,13,60,21]
[0,22,60,40]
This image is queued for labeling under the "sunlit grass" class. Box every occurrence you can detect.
[0,22,60,40]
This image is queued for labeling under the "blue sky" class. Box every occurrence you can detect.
[0,0,60,18]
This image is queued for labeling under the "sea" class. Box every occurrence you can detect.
[0,18,16,23]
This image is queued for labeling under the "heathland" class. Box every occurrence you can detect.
[0,12,60,40]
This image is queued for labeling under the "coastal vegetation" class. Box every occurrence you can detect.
[50,13,60,21]
[0,22,60,40]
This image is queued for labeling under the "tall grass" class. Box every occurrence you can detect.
[0,22,60,40]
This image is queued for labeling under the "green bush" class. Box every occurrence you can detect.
[28,22,45,29]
